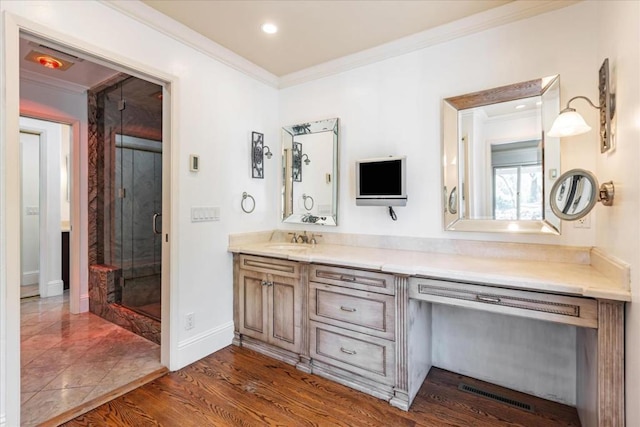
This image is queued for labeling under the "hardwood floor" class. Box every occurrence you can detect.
[64,345,580,426]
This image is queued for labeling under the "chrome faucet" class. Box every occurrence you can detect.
[297,231,309,244]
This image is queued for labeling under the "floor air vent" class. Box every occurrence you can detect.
[458,383,534,413]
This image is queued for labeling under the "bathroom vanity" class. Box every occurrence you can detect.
[230,233,629,425]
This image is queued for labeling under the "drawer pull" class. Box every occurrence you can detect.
[340,347,357,355]
[340,275,357,282]
[476,294,501,303]
[340,306,357,313]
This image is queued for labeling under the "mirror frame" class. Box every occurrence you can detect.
[281,118,339,226]
[442,76,561,234]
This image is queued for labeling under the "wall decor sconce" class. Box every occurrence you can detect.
[292,142,302,182]
[548,58,615,153]
[251,131,272,179]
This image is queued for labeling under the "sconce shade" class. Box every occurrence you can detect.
[548,109,592,137]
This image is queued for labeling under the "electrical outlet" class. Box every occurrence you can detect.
[185,313,195,330]
[574,214,591,229]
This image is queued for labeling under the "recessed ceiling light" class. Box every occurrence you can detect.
[261,23,278,34]
[515,104,526,110]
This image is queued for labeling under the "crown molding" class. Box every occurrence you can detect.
[100,0,279,88]
[20,69,88,94]
[279,0,578,89]
[101,0,576,90]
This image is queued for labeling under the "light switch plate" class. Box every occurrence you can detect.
[191,206,220,222]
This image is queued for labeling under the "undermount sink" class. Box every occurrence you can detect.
[265,243,309,251]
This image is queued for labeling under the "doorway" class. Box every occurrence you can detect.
[14,30,172,425]
[19,117,72,300]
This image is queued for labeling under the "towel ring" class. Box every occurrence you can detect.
[241,192,255,214]
[302,193,314,211]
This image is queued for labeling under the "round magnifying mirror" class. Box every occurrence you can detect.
[550,169,598,221]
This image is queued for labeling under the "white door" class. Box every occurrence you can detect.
[20,131,40,297]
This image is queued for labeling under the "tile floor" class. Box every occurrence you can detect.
[20,292,163,426]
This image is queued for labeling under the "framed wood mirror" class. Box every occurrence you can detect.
[442,75,561,234]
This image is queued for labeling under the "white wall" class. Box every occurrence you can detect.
[279,2,599,247]
[593,2,640,426]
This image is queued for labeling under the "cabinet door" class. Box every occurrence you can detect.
[238,270,268,342]
[269,275,302,354]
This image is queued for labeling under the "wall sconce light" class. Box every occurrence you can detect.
[251,131,271,179]
[548,58,615,153]
[301,154,310,165]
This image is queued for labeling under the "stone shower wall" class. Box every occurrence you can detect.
[89,265,160,344]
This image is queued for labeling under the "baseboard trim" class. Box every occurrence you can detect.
[176,321,234,369]
[22,270,39,285]
[0,413,6,427]
[79,293,90,312]
[46,279,64,297]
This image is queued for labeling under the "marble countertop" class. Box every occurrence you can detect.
[229,241,631,302]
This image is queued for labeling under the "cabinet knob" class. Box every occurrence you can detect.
[261,280,273,287]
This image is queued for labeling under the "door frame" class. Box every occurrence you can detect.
[2,12,178,426]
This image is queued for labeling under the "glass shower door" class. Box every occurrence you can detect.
[115,135,162,321]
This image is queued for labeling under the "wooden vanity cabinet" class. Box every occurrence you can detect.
[233,255,304,363]
[308,264,398,399]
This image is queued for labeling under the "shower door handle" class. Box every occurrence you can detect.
[152,213,162,235]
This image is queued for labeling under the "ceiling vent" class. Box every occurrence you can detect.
[24,49,75,71]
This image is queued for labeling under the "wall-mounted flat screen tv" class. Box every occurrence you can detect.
[356,156,407,206]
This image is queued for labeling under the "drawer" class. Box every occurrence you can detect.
[310,321,395,386]
[310,282,395,340]
[309,264,395,295]
[239,255,300,278]
[409,277,598,328]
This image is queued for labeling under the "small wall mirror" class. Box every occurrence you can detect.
[281,118,339,226]
[443,75,561,234]
[550,168,614,220]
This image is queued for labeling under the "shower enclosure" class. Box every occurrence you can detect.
[88,75,163,342]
